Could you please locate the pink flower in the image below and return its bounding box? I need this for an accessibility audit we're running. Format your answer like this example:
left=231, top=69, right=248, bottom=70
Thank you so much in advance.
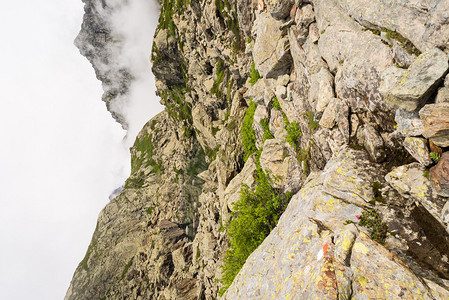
left=356, top=215, right=360, bottom=220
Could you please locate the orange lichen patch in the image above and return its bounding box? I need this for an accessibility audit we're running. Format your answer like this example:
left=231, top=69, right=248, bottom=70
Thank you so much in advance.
left=316, top=245, right=338, bottom=298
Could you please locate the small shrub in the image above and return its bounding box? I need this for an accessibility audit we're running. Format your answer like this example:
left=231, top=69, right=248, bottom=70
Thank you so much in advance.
left=260, top=119, right=274, bottom=142
left=358, top=209, right=388, bottom=245
left=220, top=168, right=292, bottom=295
left=285, top=121, right=302, bottom=150
left=249, top=61, right=261, bottom=86
left=241, top=100, right=258, bottom=161
left=183, top=127, right=193, bottom=138
left=362, top=27, right=380, bottom=35
left=423, top=170, right=430, bottom=178
left=348, top=144, right=364, bottom=151
left=204, top=146, right=219, bottom=161
left=271, top=97, right=281, bottom=111
left=196, top=245, right=201, bottom=261
left=430, top=152, right=441, bottom=162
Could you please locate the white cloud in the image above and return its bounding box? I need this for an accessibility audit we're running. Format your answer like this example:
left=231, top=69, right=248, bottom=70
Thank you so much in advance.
left=0, top=0, right=161, bottom=299
left=107, top=0, right=163, bottom=146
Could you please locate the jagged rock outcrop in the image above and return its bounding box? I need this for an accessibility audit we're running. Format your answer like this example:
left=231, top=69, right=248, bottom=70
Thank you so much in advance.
left=385, top=49, right=449, bottom=111
left=75, top=0, right=133, bottom=127
left=67, top=0, right=449, bottom=299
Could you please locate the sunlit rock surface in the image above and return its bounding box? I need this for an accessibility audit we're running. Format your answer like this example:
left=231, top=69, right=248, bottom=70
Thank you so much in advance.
left=67, top=0, right=449, bottom=299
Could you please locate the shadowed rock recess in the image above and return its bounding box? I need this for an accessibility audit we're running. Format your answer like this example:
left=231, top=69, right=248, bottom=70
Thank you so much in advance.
left=66, top=0, right=449, bottom=299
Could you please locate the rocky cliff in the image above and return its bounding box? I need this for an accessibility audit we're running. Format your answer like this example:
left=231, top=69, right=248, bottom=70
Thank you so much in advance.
left=67, top=0, right=449, bottom=299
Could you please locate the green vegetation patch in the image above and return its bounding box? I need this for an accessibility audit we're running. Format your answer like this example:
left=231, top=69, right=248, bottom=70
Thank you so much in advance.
left=272, top=97, right=302, bottom=150
left=125, top=132, right=164, bottom=189
left=359, top=209, right=388, bottom=245
left=204, top=145, right=219, bottom=161
left=285, top=121, right=302, bottom=150
left=249, top=61, right=261, bottom=86
left=260, top=118, right=274, bottom=142
left=220, top=165, right=292, bottom=295
left=430, top=152, right=441, bottom=162
left=362, top=26, right=421, bottom=56
left=241, top=100, right=258, bottom=162
left=384, top=29, right=421, bottom=56
left=214, top=0, right=242, bottom=53
left=161, top=87, right=192, bottom=125
left=370, top=181, right=385, bottom=205
left=220, top=105, right=292, bottom=294
left=131, top=133, right=163, bottom=175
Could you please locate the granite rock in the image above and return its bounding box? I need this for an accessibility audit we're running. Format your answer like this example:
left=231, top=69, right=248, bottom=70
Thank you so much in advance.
left=420, top=103, right=449, bottom=147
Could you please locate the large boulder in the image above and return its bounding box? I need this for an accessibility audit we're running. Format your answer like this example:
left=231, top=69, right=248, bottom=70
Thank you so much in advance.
left=152, top=29, right=184, bottom=86
left=269, top=0, right=295, bottom=20
left=403, top=137, right=433, bottom=167
left=309, top=67, right=335, bottom=112
left=315, top=0, right=393, bottom=113
left=336, top=0, right=449, bottom=52
left=430, top=152, right=449, bottom=198
left=319, top=97, right=339, bottom=129
left=223, top=154, right=257, bottom=212
left=259, top=139, right=290, bottom=186
left=436, top=87, right=449, bottom=103
left=386, top=162, right=448, bottom=239
left=385, top=49, right=449, bottom=111
left=395, top=110, right=423, bottom=137
left=253, top=12, right=292, bottom=78
left=357, top=124, right=385, bottom=163
left=419, top=103, right=449, bottom=147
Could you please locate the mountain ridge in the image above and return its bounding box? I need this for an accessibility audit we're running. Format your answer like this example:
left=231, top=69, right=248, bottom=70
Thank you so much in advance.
left=66, top=0, right=449, bottom=299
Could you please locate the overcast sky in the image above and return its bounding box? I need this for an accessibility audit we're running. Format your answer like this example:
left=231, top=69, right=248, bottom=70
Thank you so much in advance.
left=0, top=1, right=161, bottom=299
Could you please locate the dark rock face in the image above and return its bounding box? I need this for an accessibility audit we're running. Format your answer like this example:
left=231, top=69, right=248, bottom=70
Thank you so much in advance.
left=269, top=0, right=294, bottom=20
left=75, top=0, right=132, bottom=127
left=151, top=29, right=185, bottom=87
left=431, top=152, right=449, bottom=197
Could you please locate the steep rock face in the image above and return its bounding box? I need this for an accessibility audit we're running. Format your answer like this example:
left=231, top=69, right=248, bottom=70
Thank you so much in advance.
left=65, top=111, right=210, bottom=300
left=67, top=0, right=449, bottom=299
left=75, top=0, right=133, bottom=127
